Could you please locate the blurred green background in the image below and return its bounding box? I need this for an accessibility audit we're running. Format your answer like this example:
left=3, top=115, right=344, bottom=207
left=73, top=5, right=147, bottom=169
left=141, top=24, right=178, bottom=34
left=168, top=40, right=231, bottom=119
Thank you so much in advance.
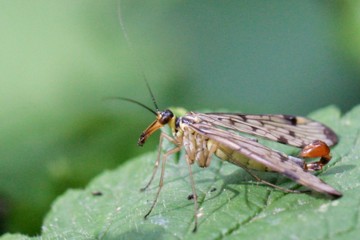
left=0, top=0, right=359, bottom=236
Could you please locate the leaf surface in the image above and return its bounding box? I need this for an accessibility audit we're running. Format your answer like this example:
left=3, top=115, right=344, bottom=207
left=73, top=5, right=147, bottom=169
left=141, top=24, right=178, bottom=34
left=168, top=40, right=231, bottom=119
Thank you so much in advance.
left=2, top=105, right=360, bottom=240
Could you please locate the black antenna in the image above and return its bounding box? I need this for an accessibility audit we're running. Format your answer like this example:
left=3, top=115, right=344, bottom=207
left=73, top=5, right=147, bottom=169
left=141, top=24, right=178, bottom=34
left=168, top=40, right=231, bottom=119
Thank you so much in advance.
left=117, top=2, right=160, bottom=112
left=104, top=97, right=157, bottom=116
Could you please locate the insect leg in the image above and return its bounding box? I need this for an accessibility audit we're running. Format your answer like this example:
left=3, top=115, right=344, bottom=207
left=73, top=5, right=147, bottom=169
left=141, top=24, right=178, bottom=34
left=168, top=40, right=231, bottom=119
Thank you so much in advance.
left=185, top=155, right=199, bottom=232
left=242, top=168, right=307, bottom=193
left=224, top=151, right=305, bottom=193
left=144, top=133, right=181, bottom=219
left=141, top=132, right=179, bottom=191
left=204, top=141, right=218, bottom=167
left=299, top=140, right=332, bottom=171
left=186, top=141, right=217, bottom=231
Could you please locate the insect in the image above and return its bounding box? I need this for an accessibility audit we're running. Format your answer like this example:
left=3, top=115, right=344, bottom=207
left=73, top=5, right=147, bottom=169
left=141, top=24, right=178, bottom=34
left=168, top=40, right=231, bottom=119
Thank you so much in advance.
left=116, top=3, right=342, bottom=232
left=119, top=96, right=341, bottom=232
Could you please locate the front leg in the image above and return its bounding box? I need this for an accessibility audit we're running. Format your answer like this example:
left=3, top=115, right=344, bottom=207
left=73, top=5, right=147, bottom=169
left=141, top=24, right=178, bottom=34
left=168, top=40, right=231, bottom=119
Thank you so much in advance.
left=141, top=132, right=180, bottom=191
left=144, top=137, right=181, bottom=219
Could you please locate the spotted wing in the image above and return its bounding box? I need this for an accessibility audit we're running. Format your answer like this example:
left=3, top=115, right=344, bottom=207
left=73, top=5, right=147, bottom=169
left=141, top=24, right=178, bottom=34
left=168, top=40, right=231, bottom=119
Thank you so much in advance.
left=196, top=113, right=338, bottom=148
left=184, top=114, right=341, bottom=197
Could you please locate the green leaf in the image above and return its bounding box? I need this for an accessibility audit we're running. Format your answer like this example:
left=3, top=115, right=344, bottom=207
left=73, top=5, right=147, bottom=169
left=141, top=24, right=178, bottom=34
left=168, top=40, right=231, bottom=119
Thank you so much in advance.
left=0, top=234, right=32, bottom=240
left=2, top=105, right=360, bottom=240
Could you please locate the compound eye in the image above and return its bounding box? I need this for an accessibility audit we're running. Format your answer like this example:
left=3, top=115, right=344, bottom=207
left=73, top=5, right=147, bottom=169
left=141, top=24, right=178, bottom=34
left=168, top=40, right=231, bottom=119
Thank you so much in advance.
left=159, top=109, right=174, bottom=124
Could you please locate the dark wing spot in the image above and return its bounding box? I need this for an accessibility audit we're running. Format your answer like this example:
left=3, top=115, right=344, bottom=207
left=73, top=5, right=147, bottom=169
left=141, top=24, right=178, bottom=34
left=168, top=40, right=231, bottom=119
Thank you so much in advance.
left=284, top=115, right=298, bottom=125
left=289, top=130, right=296, bottom=137
left=323, top=127, right=338, bottom=145
left=278, top=136, right=289, bottom=144
left=229, top=118, right=236, bottom=125
left=280, top=155, right=288, bottom=162
left=236, top=114, right=247, bottom=122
